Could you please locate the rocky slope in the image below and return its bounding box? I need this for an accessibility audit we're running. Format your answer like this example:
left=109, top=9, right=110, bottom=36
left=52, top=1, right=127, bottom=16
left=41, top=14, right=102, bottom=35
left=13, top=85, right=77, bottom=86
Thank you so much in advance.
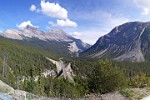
left=0, top=26, right=90, bottom=57
left=82, top=22, right=150, bottom=62
left=0, top=78, right=150, bottom=100
left=45, top=57, right=75, bottom=83
left=0, top=80, right=38, bottom=100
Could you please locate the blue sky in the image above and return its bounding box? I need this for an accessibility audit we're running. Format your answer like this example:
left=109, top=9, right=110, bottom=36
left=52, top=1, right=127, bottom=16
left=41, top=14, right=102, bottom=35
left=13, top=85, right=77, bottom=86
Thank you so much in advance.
left=1, top=0, right=150, bottom=44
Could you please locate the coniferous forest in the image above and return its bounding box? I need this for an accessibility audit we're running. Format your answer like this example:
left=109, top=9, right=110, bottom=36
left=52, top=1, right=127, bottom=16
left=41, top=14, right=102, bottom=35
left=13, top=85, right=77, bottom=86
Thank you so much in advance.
left=0, top=37, right=150, bottom=99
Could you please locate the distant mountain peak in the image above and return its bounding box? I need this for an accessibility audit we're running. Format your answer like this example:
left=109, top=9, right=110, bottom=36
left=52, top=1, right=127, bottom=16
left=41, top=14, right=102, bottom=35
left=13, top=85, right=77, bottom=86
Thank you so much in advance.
left=50, top=28, right=64, bottom=33
left=22, top=25, right=39, bottom=31
left=0, top=27, right=90, bottom=56
left=48, top=28, right=70, bottom=37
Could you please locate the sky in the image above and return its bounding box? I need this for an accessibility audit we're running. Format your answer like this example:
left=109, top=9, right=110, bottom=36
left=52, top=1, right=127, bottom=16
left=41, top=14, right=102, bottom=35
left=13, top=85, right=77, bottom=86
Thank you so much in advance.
left=1, top=0, right=150, bottom=44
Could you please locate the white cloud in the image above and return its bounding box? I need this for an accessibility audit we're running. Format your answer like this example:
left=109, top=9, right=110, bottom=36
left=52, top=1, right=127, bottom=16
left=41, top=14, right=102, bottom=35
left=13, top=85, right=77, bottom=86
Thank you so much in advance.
left=48, top=21, right=55, bottom=26
left=40, top=0, right=68, bottom=19
left=107, top=16, right=129, bottom=28
left=73, top=32, right=81, bottom=37
left=36, top=9, right=40, bottom=13
left=141, top=8, right=149, bottom=15
left=30, top=5, right=37, bottom=12
left=79, top=30, right=106, bottom=44
left=17, top=21, right=38, bottom=29
left=134, top=0, right=150, bottom=15
left=69, top=10, right=129, bottom=44
left=0, top=28, right=4, bottom=32
left=78, top=16, right=129, bottom=44
left=57, top=19, right=77, bottom=27
left=79, top=15, right=129, bottom=44
left=30, top=0, right=77, bottom=28
left=71, top=32, right=82, bottom=39
left=47, top=19, right=77, bottom=28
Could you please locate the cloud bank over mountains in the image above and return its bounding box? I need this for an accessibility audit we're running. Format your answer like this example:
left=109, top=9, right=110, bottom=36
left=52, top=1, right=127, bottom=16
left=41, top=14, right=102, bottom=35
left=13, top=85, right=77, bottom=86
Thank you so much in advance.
left=17, top=21, right=38, bottom=29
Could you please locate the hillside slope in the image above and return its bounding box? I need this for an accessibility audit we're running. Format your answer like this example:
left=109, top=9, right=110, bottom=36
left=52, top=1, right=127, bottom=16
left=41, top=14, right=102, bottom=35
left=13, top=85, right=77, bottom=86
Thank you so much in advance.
left=0, top=37, right=57, bottom=89
left=82, top=22, right=150, bottom=62
left=0, top=37, right=87, bottom=98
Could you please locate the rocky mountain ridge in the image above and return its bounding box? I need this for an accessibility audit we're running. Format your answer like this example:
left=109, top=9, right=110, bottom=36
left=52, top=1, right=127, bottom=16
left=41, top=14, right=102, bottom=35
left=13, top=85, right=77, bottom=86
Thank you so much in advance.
left=0, top=25, right=90, bottom=56
left=82, top=22, right=150, bottom=62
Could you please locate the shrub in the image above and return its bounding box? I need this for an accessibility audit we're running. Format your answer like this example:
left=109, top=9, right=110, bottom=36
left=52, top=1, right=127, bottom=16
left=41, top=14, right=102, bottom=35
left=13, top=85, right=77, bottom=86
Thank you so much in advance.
left=130, top=72, right=150, bottom=88
left=120, top=89, right=135, bottom=97
left=88, top=59, right=127, bottom=93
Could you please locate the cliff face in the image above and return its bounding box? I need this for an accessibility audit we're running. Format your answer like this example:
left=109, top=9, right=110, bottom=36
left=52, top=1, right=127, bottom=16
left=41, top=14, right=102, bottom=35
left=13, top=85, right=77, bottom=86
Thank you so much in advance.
left=82, top=22, right=150, bottom=62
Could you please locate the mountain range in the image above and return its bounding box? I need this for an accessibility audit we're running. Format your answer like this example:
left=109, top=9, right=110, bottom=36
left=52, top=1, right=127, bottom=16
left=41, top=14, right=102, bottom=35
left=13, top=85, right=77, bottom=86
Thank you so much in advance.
left=1, top=21, right=150, bottom=99
left=2, top=22, right=150, bottom=62
left=0, top=25, right=90, bottom=57
left=82, top=22, right=150, bottom=62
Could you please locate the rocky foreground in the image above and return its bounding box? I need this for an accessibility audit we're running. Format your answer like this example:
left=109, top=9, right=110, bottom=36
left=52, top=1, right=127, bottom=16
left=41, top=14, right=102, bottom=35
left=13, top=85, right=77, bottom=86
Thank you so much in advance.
left=82, top=88, right=150, bottom=100
left=0, top=80, right=37, bottom=100
left=0, top=79, right=150, bottom=100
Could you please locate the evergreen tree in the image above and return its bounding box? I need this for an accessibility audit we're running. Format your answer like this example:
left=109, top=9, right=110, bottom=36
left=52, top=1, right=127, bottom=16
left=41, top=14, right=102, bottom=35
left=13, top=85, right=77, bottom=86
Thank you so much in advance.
left=88, top=59, right=127, bottom=93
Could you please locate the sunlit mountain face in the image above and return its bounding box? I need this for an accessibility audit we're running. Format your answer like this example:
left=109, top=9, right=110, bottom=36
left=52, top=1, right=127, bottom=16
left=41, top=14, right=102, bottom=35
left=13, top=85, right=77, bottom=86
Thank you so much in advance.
left=0, top=25, right=90, bottom=57
left=82, top=22, right=150, bottom=62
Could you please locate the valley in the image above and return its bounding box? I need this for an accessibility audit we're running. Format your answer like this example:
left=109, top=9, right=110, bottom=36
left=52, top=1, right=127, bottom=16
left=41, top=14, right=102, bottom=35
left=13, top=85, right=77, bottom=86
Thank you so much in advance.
left=2, top=0, right=150, bottom=99
left=0, top=22, right=150, bottom=100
